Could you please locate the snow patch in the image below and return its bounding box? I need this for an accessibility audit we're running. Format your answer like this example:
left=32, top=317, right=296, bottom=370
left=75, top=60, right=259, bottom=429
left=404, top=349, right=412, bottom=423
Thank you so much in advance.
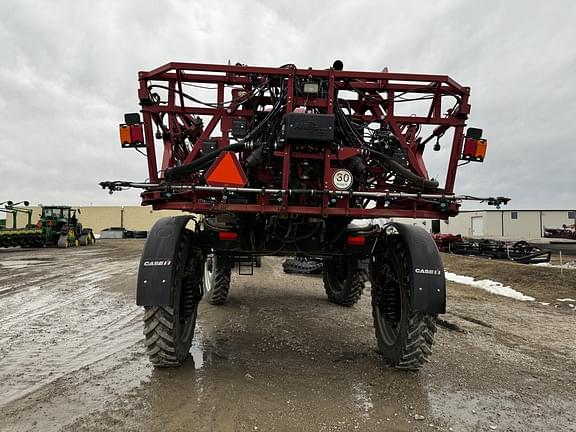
left=534, top=261, right=576, bottom=270
left=556, top=298, right=576, bottom=302
left=445, top=272, right=535, bottom=301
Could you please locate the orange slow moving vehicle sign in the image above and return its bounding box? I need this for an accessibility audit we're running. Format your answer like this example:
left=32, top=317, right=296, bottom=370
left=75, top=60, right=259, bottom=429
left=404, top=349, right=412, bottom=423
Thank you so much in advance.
left=204, top=151, right=248, bottom=187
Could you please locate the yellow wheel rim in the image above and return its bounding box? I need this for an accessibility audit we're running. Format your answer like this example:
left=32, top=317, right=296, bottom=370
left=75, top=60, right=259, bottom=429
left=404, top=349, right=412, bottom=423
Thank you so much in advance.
left=67, top=229, right=77, bottom=247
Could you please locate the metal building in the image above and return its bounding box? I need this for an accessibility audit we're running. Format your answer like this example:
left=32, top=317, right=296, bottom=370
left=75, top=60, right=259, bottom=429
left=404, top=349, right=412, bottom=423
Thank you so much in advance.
left=395, top=210, right=575, bottom=240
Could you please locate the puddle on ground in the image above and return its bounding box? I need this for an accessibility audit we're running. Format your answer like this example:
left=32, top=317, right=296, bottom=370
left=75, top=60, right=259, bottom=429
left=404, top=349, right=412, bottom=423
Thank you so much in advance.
left=189, top=338, right=205, bottom=369
left=352, top=382, right=374, bottom=418
left=0, top=260, right=143, bottom=407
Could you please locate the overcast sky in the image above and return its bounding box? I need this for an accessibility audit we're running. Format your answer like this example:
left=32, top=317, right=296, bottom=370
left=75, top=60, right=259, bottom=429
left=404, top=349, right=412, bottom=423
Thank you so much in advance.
left=1, top=0, right=575, bottom=210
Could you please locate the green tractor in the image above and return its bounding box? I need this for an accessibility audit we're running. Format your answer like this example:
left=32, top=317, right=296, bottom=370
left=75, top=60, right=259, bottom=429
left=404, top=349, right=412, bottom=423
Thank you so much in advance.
left=38, top=205, right=96, bottom=248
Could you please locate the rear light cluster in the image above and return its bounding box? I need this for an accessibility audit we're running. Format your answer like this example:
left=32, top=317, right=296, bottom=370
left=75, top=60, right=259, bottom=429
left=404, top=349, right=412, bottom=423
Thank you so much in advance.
left=119, top=113, right=145, bottom=148
left=461, top=127, right=487, bottom=162
left=119, top=124, right=144, bottom=148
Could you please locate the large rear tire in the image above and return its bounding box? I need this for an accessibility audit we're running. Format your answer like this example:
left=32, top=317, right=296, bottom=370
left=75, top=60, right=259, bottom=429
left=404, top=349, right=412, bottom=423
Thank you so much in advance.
left=203, top=254, right=232, bottom=305
left=143, top=230, right=203, bottom=367
left=57, top=233, right=68, bottom=248
left=58, top=227, right=79, bottom=248
left=370, top=235, right=437, bottom=371
left=79, top=231, right=96, bottom=246
left=323, top=259, right=364, bottom=307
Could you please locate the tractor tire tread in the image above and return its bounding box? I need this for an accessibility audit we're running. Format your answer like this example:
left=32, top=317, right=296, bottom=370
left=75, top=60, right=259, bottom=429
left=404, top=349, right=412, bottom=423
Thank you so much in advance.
left=283, top=258, right=323, bottom=275
left=207, top=267, right=231, bottom=305
left=373, top=309, right=437, bottom=371
left=143, top=305, right=182, bottom=367
left=323, top=268, right=364, bottom=307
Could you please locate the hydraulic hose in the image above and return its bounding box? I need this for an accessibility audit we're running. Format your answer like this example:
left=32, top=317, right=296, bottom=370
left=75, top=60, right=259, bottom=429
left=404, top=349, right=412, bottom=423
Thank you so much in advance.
left=366, top=148, right=439, bottom=190
left=165, top=143, right=246, bottom=180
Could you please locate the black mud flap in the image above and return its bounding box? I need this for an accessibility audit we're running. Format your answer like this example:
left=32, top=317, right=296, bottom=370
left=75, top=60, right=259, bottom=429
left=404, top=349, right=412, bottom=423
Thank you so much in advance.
left=386, top=223, right=446, bottom=314
left=136, top=216, right=193, bottom=306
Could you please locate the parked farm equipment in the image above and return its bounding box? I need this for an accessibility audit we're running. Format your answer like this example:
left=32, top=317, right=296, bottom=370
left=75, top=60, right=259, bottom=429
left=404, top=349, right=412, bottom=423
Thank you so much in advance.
left=0, top=203, right=95, bottom=248
left=432, top=234, right=551, bottom=263
left=0, top=201, right=44, bottom=248
left=102, top=60, right=507, bottom=370
left=38, top=206, right=96, bottom=247
left=544, top=224, right=576, bottom=240
left=0, top=227, right=45, bottom=248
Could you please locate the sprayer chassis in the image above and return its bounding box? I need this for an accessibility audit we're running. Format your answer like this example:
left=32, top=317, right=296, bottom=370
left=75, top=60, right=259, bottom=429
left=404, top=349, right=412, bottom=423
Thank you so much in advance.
left=105, top=62, right=504, bottom=371
left=131, top=62, right=474, bottom=219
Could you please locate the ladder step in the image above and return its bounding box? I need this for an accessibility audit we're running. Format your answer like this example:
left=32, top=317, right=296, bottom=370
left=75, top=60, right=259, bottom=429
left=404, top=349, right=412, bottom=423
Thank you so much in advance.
left=238, top=257, right=254, bottom=276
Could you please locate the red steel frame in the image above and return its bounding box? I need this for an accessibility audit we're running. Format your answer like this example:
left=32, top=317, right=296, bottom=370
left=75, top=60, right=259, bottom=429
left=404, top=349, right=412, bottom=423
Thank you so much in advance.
left=135, top=62, right=472, bottom=219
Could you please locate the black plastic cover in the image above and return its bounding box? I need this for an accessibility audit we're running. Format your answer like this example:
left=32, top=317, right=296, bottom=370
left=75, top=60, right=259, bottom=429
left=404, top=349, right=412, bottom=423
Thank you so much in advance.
left=124, top=113, right=141, bottom=125
left=285, top=113, right=335, bottom=143
left=136, top=216, right=192, bottom=306
left=202, top=140, right=218, bottom=155
left=465, top=127, right=483, bottom=140
left=232, top=118, right=248, bottom=137
left=389, top=223, right=446, bottom=314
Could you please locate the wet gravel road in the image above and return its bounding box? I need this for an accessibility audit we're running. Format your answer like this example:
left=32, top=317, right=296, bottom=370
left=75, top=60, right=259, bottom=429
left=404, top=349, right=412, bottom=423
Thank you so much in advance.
left=0, top=240, right=575, bottom=431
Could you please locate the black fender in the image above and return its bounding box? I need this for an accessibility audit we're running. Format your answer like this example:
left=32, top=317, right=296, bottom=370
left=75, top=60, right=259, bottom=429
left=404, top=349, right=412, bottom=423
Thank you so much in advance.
left=136, top=215, right=194, bottom=306
left=384, top=223, right=446, bottom=314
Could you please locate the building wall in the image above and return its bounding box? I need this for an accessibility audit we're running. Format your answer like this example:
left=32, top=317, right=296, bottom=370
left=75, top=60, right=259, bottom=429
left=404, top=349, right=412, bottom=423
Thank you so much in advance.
left=541, top=210, right=575, bottom=230
left=499, top=211, right=541, bottom=239
left=121, top=207, right=186, bottom=232
left=16, top=206, right=187, bottom=233
left=441, top=210, right=575, bottom=240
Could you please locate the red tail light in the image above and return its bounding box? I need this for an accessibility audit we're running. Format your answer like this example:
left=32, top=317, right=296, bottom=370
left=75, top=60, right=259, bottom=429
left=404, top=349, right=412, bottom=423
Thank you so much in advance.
left=219, top=231, right=238, bottom=241
left=119, top=122, right=145, bottom=148
left=462, top=137, right=488, bottom=162
left=347, top=236, right=366, bottom=246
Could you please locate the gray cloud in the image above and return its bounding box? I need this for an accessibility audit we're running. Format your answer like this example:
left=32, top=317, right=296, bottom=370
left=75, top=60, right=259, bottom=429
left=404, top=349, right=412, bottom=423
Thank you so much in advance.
left=1, top=0, right=574, bottom=209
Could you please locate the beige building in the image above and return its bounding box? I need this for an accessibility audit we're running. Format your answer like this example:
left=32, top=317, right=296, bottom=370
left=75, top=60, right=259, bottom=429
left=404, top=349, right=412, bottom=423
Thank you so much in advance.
left=13, top=206, right=187, bottom=233
left=395, top=209, right=575, bottom=241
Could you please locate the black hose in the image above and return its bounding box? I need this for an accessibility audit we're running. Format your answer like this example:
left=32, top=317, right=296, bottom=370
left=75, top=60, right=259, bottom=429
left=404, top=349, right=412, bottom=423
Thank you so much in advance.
left=366, top=148, right=439, bottom=190
left=165, top=143, right=246, bottom=180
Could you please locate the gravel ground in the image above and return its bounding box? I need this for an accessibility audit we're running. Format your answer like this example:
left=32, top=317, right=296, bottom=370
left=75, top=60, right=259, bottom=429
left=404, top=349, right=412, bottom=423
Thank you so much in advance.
left=0, top=240, right=574, bottom=431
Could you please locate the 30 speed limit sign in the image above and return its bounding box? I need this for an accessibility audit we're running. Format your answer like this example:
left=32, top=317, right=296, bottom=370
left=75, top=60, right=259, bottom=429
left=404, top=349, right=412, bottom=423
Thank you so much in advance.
left=332, top=169, right=353, bottom=190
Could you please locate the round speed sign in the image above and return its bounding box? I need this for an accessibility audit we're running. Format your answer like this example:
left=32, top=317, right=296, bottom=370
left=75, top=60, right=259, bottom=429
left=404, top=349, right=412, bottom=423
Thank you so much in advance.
left=332, top=169, right=353, bottom=190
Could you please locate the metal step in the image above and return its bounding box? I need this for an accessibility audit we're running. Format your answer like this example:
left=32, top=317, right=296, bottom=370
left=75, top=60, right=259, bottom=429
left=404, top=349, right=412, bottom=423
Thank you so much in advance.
left=237, top=257, right=254, bottom=276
